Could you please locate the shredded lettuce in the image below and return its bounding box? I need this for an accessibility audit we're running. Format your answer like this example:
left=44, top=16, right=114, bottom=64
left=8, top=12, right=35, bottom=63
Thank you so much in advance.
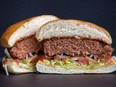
left=40, top=58, right=115, bottom=70
left=22, top=58, right=33, bottom=64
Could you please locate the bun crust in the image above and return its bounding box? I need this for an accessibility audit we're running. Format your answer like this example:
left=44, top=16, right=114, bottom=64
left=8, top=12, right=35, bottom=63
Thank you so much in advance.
left=1, top=17, right=35, bottom=48
left=36, top=56, right=116, bottom=74
left=36, top=19, right=112, bottom=44
left=1, top=15, right=59, bottom=48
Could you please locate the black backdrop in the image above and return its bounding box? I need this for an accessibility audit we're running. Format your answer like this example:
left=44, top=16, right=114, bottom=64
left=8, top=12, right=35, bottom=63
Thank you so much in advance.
left=0, top=0, right=116, bottom=58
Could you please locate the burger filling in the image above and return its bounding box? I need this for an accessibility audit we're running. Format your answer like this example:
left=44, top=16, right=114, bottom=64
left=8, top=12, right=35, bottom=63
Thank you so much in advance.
left=9, top=35, right=42, bottom=59
left=38, top=37, right=115, bottom=69
left=5, top=35, right=42, bottom=66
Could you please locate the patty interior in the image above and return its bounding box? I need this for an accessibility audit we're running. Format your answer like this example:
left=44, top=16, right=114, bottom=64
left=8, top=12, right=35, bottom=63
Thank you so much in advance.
left=9, top=36, right=42, bottom=59
left=43, top=37, right=113, bottom=59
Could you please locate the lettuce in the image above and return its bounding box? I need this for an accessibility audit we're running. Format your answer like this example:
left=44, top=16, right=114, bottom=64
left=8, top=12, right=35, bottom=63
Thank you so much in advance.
left=42, top=58, right=111, bottom=69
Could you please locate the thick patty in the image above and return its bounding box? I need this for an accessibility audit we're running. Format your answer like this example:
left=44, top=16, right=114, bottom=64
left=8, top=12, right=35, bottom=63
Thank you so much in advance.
left=9, top=36, right=42, bottom=59
left=44, top=37, right=113, bottom=59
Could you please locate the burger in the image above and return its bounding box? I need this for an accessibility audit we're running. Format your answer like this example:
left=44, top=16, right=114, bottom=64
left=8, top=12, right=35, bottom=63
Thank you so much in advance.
left=0, top=15, right=59, bottom=75
left=36, top=19, right=116, bottom=74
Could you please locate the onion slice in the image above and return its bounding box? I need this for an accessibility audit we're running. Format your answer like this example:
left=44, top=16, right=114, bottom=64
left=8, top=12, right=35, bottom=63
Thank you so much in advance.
left=71, top=57, right=78, bottom=60
left=4, top=48, right=11, bottom=58
left=2, top=57, right=9, bottom=76
left=26, top=53, right=33, bottom=59
left=26, top=54, right=29, bottom=59
left=4, top=64, right=9, bottom=76
left=28, top=53, right=33, bottom=57
left=55, top=55, right=70, bottom=59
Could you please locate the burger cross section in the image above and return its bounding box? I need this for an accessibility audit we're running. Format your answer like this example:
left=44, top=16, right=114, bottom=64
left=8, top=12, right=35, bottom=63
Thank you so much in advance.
left=1, top=15, right=116, bottom=75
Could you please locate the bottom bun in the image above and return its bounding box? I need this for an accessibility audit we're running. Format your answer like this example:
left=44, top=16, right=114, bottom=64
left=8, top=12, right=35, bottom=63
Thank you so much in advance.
left=2, top=57, right=36, bottom=75
left=36, top=56, right=116, bottom=74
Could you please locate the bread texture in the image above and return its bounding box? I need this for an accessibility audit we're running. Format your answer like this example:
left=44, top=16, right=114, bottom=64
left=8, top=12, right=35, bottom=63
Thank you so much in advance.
left=36, top=19, right=112, bottom=44
left=1, top=15, right=59, bottom=48
left=36, top=56, right=116, bottom=74
left=2, top=57, right=36, bottom=74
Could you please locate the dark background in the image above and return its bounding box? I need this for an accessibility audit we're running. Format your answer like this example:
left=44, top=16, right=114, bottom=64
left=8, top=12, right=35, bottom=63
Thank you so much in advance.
left=0, top=1, right=116, bottom=87
left=0, top=0, right=116, bottom=57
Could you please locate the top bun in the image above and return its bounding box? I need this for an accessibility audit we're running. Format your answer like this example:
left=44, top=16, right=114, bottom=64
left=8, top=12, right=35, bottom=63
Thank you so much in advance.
left=1, top=15, right=59, bottom=48
left=36, top=19, right=112, bottom=44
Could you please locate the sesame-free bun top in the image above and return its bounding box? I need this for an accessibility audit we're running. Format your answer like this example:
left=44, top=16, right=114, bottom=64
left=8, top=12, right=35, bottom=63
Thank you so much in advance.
left=1, top=15, right=59, bottom=48
left=36, top=19, right=112, bottom=44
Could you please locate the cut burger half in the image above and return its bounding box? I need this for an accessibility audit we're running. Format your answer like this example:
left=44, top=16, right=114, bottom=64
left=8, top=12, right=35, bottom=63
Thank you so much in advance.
left=0, top=15, right=59, bottom=75
left=36, top=19, right=116, bottom=74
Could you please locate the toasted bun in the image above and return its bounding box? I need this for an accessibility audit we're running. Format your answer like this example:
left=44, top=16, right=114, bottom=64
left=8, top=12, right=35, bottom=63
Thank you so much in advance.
left=2, top=57, right=36, bottom=74
left=1, top=15, right=59, bottom=48
left=36, top=19, right=112, bottom=44
left=36, top=56, right=116, bottom=74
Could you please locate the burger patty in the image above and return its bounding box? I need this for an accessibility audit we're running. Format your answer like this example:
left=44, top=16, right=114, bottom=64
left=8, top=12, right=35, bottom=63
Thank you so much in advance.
left=9, top=36, right=42, bottom=59
left=44, top=37, right=113, bottom=59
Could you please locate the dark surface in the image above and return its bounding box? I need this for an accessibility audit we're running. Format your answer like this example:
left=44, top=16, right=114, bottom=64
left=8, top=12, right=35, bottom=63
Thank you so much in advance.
left=0, top=0, right=116, bottom=87
left=0, top=74, right=116, bottom=87
left=0, top=59, right=116, bottom=87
